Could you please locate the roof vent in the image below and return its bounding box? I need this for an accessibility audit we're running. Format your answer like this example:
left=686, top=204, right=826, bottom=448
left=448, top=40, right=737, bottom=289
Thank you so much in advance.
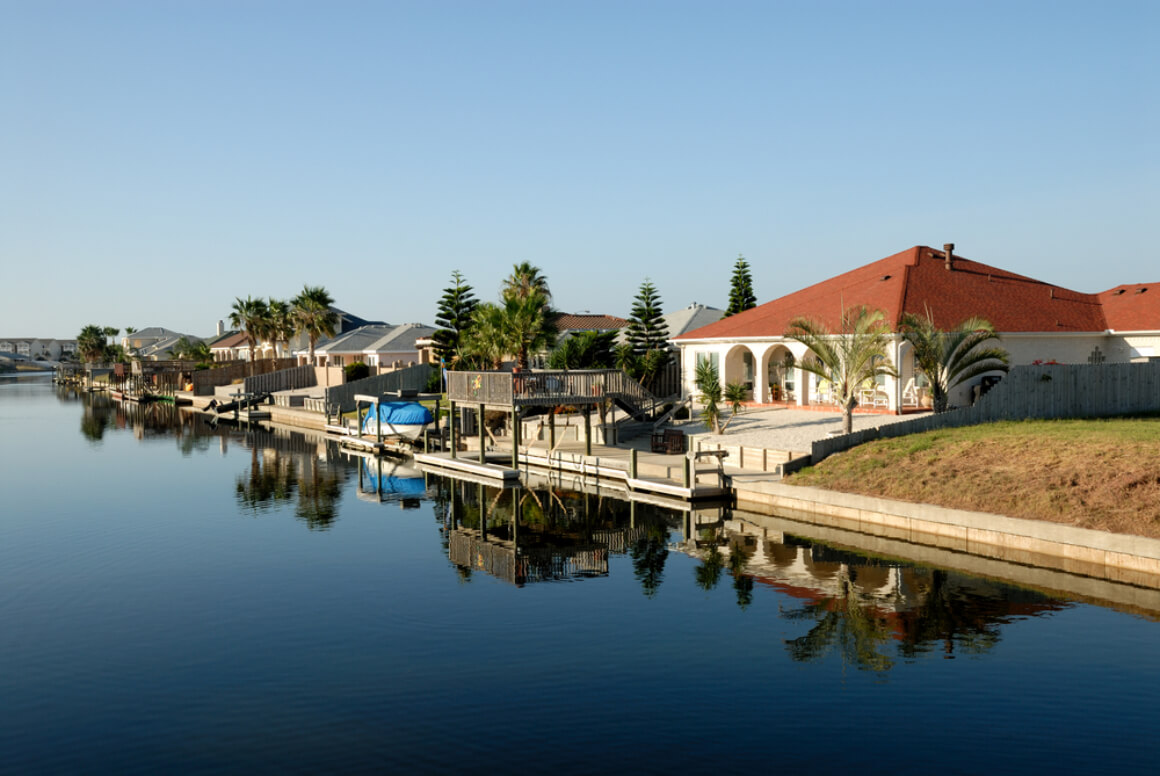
left=880, top=274, right=891, bottom=281
left=1137, top=287, right=1148, bottom=294
left=1114, top=288, right=1127, bottom=295
left=943, top=243, right=955, bottom=270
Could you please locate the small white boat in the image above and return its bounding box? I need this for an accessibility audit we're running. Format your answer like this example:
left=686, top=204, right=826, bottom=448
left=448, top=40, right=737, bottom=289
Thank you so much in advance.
left=360, top=401, right=434, bottom=440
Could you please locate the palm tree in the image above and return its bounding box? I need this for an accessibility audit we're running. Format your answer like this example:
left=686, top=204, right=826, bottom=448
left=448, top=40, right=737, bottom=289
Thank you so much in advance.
left=786, top=305, right=898, bottom=435
left=899, top=310, right=1010, bottom=413
left=694, top=357, right=747, bottom=434
left=266, top=298, right=294, bottom=359
left=229, top=296, right=269, bottom=374
left=503, top=290, right=557, bottom=371
left=502, top=262, right=550, bottom=303
left=77, top=324, right=108, bottom=363
left=292, top=285, right=339, bottom=365
left=462, top=303, right=512, bottom=370
left=499, top=265, right=556, bottom=370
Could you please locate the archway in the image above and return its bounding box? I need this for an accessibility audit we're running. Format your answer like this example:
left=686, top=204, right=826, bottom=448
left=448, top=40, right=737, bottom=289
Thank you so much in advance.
left=723, top=344, right=758, bottom=400
left=761, top=344, right=796, bottom=403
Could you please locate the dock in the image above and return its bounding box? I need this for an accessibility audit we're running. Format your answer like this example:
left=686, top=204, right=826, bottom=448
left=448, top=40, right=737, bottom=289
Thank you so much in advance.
left=415, top=437, right=731, bottom=502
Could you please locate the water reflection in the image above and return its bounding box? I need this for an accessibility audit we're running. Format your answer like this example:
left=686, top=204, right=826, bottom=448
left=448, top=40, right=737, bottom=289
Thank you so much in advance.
left=429, top=473, right=1076, bottom=670
left=684, top=528, right=1069, bottom=671
left=233, top=431, right=349, bottom=530
left=59, top=386, right=354, bottom=530
left=431, top=476, right=679, bottom=589
left=55, top=388, right=1101, bottom=671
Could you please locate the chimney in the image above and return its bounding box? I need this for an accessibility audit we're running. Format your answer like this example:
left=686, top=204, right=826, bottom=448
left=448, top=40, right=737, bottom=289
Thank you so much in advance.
left=216, top=320, right=224, bottom=336
left=943, top=243, right=955, bottom=271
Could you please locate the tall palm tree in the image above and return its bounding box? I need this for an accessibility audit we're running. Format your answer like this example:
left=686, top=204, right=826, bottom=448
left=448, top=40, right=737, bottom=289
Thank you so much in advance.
left=292, top=285, right=339, bottom=365
left=266, top=298, right=294, bottom=359
left=462, top=303, right=512, bottom=370
left=77, top=324, right=108, bottom=364
left=502, top=290, right=557, bottom=371
left=502, top=262, right=550, bottom=303
left=786, top=306, right=898, bottom=435
left=899, top=310, right=1010, bottom=413
left=229, top=296, right=269, bottom=374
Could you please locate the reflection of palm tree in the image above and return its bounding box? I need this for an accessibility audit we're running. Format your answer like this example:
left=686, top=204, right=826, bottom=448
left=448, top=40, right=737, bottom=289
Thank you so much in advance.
left=296, top=455, right=342, bottom=530
left=895, top=570, right=1017, bottom=657
left=236, top=447, right=296, bottom=513
left=630, top=524, right=669, bottom=598
left=729, top=546, right=755, bottom=609
left=783, top=570, right=896, bottom=673
left=694, top=545, right=724, bottom=591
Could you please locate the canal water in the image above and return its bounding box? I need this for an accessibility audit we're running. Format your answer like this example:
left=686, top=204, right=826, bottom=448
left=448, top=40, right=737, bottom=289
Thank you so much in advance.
left=1, top=375, right=1158, bottom=773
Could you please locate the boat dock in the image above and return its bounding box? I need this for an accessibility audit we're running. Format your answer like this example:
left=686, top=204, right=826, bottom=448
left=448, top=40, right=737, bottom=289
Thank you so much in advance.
left=415, top=437, right=731, bottom=502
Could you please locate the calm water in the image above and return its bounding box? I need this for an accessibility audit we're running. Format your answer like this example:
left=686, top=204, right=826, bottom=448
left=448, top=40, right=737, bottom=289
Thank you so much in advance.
left=1, top=375, right=1158, bottom=773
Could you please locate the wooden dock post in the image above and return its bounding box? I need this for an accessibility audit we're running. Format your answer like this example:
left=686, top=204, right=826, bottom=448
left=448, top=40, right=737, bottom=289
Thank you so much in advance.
left=478, top=403, right=486, bottom=464
left=478, top=482, right=486, bottom=539
left=629, top=448, right=638, bottom=479
left=683, top=455, right=691, bottom=488
left=511, top=408, right=519, bottom=470
left=549, top=412, right=555, bottom=450
left=449, top=401, right=457, bottom=459
left=584, top=408, right=592, bottom=456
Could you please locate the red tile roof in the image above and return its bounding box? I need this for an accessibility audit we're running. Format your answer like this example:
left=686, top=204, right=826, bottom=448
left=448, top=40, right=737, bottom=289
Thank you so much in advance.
left=556, top=313, right=627, bottom=332
left=674, top=246, right=1159, bottom=339
left=1098, top=284, right=1159, bottom=331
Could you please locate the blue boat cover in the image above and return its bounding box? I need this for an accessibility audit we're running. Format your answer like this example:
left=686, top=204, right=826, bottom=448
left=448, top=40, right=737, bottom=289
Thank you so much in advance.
left=361, top=460, right=427, bottom=496
left=361, top=401, right=434, bottom=433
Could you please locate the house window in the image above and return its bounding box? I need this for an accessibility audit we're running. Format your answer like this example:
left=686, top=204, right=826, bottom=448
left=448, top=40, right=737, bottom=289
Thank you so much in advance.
left=696, top=352, right=719, bottom=372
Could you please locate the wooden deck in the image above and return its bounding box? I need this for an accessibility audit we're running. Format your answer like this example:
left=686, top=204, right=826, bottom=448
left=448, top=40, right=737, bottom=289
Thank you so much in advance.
left=415, top=436, right=730, bottom=502
left=446, top=369, right=662, bottom=412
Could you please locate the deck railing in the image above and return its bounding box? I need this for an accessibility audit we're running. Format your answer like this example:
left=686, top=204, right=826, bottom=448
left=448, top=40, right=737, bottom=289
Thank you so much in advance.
left=447, top=369, right=662, bottom=416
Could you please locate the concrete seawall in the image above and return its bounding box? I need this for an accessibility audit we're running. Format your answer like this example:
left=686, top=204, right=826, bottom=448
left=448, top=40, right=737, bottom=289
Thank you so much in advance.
left=733, top=481, right=1160, bottom=588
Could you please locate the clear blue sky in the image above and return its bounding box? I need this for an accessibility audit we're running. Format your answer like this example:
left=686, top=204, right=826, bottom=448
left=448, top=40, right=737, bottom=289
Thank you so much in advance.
left=2, top=0, right=1156, bottom=339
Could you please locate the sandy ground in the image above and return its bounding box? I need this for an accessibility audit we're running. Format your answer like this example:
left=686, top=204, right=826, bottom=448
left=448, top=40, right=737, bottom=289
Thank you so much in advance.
left=674, top=405, right=923, bottom=454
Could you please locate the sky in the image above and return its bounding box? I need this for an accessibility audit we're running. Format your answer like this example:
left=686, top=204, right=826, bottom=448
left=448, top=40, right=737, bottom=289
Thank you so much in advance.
left=2, top=0, right=1156, bottom=339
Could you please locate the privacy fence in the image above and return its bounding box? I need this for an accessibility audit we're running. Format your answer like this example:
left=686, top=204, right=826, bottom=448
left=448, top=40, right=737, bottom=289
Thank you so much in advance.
left=323, top=363, right=435, bottom=413
left=243, top=364, right=317, bottom=395
left=190, top=358, right=297, bottom=396
left=811, top=362, right=1160, bottom=464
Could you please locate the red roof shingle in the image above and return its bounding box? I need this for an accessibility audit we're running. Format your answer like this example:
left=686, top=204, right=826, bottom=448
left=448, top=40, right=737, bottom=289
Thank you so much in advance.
left=674, top=246, right=1159, bottom=339
left=557, top=314, right=627, bottom=332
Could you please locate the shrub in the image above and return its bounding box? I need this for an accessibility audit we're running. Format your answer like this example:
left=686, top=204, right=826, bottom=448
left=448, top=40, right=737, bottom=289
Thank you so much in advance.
left=344, top=361, right=370, bottom=381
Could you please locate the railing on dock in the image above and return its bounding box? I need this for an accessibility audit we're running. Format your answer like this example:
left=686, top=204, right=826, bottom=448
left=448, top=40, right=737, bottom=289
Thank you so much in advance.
left=447, top=369, right=663, bottom=416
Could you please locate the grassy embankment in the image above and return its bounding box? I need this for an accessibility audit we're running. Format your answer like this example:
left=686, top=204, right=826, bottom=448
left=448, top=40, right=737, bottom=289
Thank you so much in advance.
left=787, top=417, right=1160, bottom=538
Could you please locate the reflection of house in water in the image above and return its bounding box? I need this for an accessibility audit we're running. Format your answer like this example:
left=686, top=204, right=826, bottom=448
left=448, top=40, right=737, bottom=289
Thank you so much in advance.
left=684, top=512, right=1069, bottom=664
left=436, top=477, right=672, bottom=587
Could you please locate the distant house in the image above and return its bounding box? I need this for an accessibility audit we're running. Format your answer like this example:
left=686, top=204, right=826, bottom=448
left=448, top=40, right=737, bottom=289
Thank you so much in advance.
left=305, top=323, right=437, bottom=369
left=673, top=245, right=1160, bottom=411
left=662, top=303, right=725, bottom=340
left=122, top=327, right=186, bottom=355
left=556, top=313, right=627, bottom=339
left=0, top=338, right=78, bottom=361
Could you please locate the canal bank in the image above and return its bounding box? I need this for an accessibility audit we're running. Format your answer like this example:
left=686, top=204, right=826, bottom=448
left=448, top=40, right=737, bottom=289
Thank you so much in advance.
left=731, top=478, right=1160, bottom=588
left=175, top=391, right=1160, bottom=588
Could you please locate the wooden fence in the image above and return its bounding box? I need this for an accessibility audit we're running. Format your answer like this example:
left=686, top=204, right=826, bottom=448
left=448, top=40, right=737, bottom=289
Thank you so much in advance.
left=243, top=364, right=317, bottom=395
left=190, top=358, right=297, bottom=396
left=323, top=363, right=435, bottom=413
left=811, top=362, right=1160, bottom=464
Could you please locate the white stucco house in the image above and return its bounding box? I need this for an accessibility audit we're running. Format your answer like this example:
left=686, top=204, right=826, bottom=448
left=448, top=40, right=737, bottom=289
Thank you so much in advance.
left=673, top=245, right=1159, bottom=413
